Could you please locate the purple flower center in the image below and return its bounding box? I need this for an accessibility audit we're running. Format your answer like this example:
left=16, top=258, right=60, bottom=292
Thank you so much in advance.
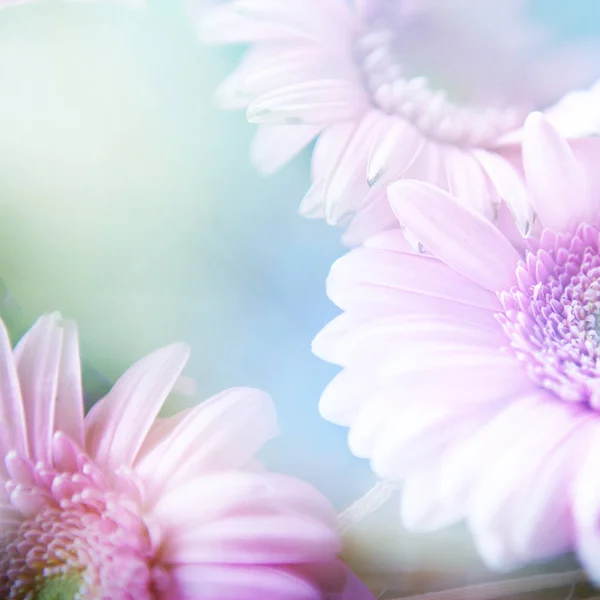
left=498, top=224, right=600, bottom=407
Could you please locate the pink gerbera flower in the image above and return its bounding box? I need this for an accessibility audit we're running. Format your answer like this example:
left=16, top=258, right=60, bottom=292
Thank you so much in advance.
left=313, top=114, right=600, bottom=576
left=0, top=313, right=371, bottom=599
left=196, top=0, right=600, bottom=245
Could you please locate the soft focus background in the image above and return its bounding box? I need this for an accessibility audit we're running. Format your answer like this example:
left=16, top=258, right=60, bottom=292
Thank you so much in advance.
left=1, top=0, right=600, bottom=593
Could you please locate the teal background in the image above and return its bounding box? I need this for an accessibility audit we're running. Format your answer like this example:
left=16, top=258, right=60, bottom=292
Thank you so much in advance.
left=0, top=1, right=599, bottom=534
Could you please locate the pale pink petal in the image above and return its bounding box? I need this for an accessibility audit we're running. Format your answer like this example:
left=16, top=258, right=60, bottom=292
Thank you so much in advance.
left=402, top=141, right=445, bottom=190
left=166, top=563, right=325, bottom=600
left=135, top=388, right=278, bottom=499
left=251, top=124, right=320, bottom=174
left=152, top=472, right=337, bottom=529
left=544, top=79, right=600, bottom=138
left=509, top=420, right=596, bottom=563
left=5, top=452, right=36, bottom=485
left=14, top=313, right=64, bottom=465
left=573, top=433, right=600, bottom=583
left=437, top=395, right=549, bottom=512
left=136, top=409, right=191, bottom=459
left=363, top=229, right=413, bottom=252
left=51, top=431, right=81, bottom=473
left=217, top=46, right=342, bottom=111
left=53, top=320, right=84, bottom=449
left=331, top=567, right=374, bottom=600
left=401, top=470, right=465, bottom=532
left=298, top=180, right=327, bottom=219
left=494, top=197, right=530, bottom=254
left=314, top=313, right=506, bottom=368
left=328, top=246, right=501, bottom=312
left=319, top=369, right=369, bottom=427
left=366, top=116, right=424, bottom=187
left=9, top=486, right=52, bottom=518
left=334, top=285, right=504, bottom=323
left=389, top=180, right=520, bottom=291
left=341, top=190, right=398, bottom=247
left=371, top=396, right=502, bottom=481
left=475, top=148, right=534, bottom=237
left=468, top=399, right=593, bottom=570
left=247, top=80, right=367, bottom=125
left=523, top=112, right=592, bottom=232
left=348, top=359, right=535, bottom=459
left=322, top=112, right=384, bottom=224
left=84, top=344, right=189, bottom=472
left=569, top=137, right=600, bottom=211
left=310, top=122, right=356, bottom=182
left=299, top=122, right=356, bottom=219
left=163, top=512, right=340, bottom=565
left=311, top=313, right=369, bottom=365
left=0, top=319, right=27, bottom=463
left=444, top=146, right=497, bottom=221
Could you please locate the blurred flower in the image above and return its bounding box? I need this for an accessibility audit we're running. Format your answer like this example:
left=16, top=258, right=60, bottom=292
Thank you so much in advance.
left=197, top=0, right=600, bottom=244
left=0, top=313, right=371, bottom=599
left=545, top=79, right=600, bottom=138
left=312, top=114, right=600, bottom=576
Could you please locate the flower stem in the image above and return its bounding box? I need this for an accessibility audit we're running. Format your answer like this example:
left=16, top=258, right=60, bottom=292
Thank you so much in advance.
left=337, top=481, right=397, bottom=533
left=388, top=570, right=587, bottom=600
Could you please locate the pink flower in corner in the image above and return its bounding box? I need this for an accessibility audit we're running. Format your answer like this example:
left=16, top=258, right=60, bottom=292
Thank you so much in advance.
left=0, top=314, right=371, bottom=599
left=196, top=0, right=600, bottom=245
left=313, top=115, right=600, bottom=577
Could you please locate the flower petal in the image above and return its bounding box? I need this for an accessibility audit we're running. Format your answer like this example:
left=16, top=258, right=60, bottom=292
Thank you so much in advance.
left=322, top=112, right=384, bottom=225
left=314, top=313, right=506, bottom=368
left=401, top=470, right=465, bottom=532
left=164, top=512, right=340, bottom=565
left=348, top=358, right=535, bottom=459
left=153, top=472, right=336, bottom=530
left=573, top=432, right=600, bottom=583
left=444, top=147, right=496, bottom=221
left=0, top=319, right=27, bottom=463
left=468, top=397, right=591, bottom=569
left=319, top=369, right=369, bottom=427
left=523, top=112, right=592, bottom=232
left=251, top=124, right=320, bottom=174
left=389, top=180, right=520, bottom=291
left=341, top=189, right=398, bottom=247
left=166, top=564, right=325, bottom=600
left=53, top=320, right=84, bottom=448
left=328, top=246, right=501, bottom=313
left=84, top=343, right=189, bottom=471
left=135, top=388, right=278, bottom=499
left=475, top=148, right=534, bottom=237
left=332, top=568, right=374, bottom=600
left=247, top=80, right=367, bottom=126
left=366, top=117, right=424, bottom=187
left=14, top=313, right=64, bottom=464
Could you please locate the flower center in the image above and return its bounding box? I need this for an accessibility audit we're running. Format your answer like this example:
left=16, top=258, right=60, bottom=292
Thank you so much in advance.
left=0, top=447, right=162, bottom=600
left=37, top=575, right=82, bottom=600
left=498, top=224, right=600, bottom=408
left=355, top=2, right=548, bottom=146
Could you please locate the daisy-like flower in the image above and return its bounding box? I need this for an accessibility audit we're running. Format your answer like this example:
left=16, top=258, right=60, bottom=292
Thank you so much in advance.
left=197, top=0, right=600, bottom=245
left=0, top=313, right=372, bottom=599
left=313, top=114, right=600, bottom=576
